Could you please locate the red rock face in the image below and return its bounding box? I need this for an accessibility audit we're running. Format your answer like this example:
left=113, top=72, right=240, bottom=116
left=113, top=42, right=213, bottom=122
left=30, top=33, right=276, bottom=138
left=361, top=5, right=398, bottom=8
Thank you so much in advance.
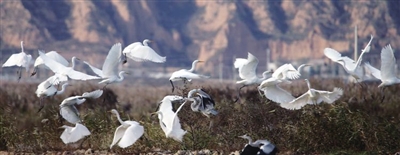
left=1, top=0, right=399, bottom=76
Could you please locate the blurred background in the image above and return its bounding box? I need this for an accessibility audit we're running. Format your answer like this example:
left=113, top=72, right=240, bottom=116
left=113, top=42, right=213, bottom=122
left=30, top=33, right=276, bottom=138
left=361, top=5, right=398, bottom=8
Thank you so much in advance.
left=1, top=0, right=399, bottom=83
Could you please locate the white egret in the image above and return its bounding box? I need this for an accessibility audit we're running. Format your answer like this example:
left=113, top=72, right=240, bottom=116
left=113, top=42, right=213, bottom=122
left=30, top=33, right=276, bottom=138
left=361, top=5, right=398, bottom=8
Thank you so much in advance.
left=324, top=35, right=373, bottom=82
left=238, top=134, right=261, bottom=155
left=60, top=123, right=91, bottom=144
left=169, top=60, right=210, bottom=92
left=271, top=63, right=306, bottom=81
left=59, top=90, right=103, bottom=124
left=258, top=77, right=295, bottom=104
left=280, top=79, right=343, bottom=110
left=109, top=109, right=144, bottom=149
left=234, top=52, right=273, bottom=102
left=234, top=52, right=272, bottom=87
left=38, top=50, right=100, bottom=85
left=122, top=39, right=166, bottom=63
left=31, top=51, right=69, bottom=76
left=83, top=43, right=129, bottom=89
left=187, top=88, right=218, bottom=117
left=36, top=76, right=70, bottom=112
left=2, top=41, right=32, bottom=81
left=152, top=95, right=187, bottom=142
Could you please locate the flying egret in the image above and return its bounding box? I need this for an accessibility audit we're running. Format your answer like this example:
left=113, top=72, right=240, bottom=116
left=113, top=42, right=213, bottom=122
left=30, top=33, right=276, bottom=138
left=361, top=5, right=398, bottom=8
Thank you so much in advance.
left=31, top=51, right=69, bottom=76
left=238, top=134, right=261, bottom=155
left=376, top=45, right=400, bottom=87
left=234, top=52, right=273, bottom=102
left=109, top=109, right=144, bottom=149
left=258, top=77, right=295, bottom=104
left=169, top=60, right=210, bottom=92
left=187, top=88, right=218, bottom=117
left=59, top=90, right=103, bottom=124
left=271, top=63, right=307, bottom=81
left=83, top=43, right=129, bottom=89
left=60, top=123, right=91, bottom=144
left=2, top=41, right=32, bottom=81
left=280, top=79, right=343, bottom=110
left=38, top=50, right=100, bottom=85
left=36, top=76, right=70, bottom=112
left=324, top=35, right=373, bottom=82
left=152, top=95, right=187, bottom=142
left=122, top=39, right=166, bottom=63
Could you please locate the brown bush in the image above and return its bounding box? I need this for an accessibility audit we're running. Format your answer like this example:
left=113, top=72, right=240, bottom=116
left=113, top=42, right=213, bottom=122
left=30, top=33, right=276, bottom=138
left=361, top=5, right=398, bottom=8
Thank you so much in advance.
left=0, top=78, right=399, bottom=154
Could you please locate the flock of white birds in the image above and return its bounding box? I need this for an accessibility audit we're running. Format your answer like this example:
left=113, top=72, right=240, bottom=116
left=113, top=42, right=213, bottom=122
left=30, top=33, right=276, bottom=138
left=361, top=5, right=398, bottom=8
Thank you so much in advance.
left=1, top=35, right=399, bottom=153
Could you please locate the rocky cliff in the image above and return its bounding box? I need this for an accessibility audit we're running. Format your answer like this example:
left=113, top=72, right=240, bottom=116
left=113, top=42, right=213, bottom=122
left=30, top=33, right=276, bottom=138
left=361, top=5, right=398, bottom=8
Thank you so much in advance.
left=1, top=0, right=399, bottom=76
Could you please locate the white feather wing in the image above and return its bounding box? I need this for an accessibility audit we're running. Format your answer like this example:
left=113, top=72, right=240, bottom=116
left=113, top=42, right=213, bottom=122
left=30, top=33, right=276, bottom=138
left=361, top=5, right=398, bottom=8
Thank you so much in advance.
left=84, top=61, right=104, bottom=77
left=34, top=51, right=69, bottom=67
left=60, top=105, right=80, bottom=124
left=65, top=123, right=91, bottom=143
left=261, top=85, right=295, bottom=104
left=316, top=87, right=343, bottom=104
left=102, top=43, right=121, bottom=77
left=380, top=44, right=396, bottom=80
left=235, top=52, right=258, bottom=80
left=118, top=121, right=144, bottom=148
left=123, top=43, right=166, bottom=63
left=2, top=52, right=27, bottom=67
left=82, top=89, right=103, bottom=99
left=364, top=63, right=381, bottom=80
left=280, top=92, right=312, bottom=110
left=110, top=125, right=126, bottom=149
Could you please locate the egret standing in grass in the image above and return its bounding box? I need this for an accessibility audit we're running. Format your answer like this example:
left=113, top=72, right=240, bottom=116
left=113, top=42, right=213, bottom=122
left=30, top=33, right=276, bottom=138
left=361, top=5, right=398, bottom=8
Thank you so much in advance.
left=152, top=95, right=187, bottom=142
left=59, top=90, right=103, bottom=124
left=109, top=109, right=144, bottom=149
left=2, top=41, right=32, bottom=82
left=59, top=123, right=91, bottom=144
left=280, top=79, right=343, bottom=110
left=122, top=39, right=166, bottom=63
left=234, top=52, right=273, bottom=102
left=83, top=43, right=129, bottom=89
left=169, top=60, right=209, bottom=92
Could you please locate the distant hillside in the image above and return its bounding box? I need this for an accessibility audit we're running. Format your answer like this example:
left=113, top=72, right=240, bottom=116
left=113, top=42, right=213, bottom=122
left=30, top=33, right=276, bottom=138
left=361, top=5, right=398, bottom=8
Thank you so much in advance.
left=1, top=0, right=399, bottom=77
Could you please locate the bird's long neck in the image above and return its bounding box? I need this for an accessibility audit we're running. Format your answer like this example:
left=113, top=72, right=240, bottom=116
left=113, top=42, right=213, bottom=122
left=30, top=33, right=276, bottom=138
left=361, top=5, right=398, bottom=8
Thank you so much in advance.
left=117, top=72, right=125, bottom=82
left=114, top=112, right=125, bottom=125
left=56, top=83, right=68, bottom=95
left=71, top=57, right=77, bottom=69
left=143, top=40, right=149, bottom=46
left=245, top=136, right=253, bottom=144
left=20, top=41, right=24, bottom=53
left=188, top=60, right=199, bottom=72
left=297, top=64, right=308, bottom=72
left=305, top=80, right=311, bottom=90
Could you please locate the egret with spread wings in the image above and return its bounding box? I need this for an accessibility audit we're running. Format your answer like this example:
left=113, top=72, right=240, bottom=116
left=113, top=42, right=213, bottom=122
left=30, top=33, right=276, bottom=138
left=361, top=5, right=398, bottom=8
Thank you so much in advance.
left=122, top=39, right=166, bottom=63
left=83, top=43, right=128, bottom=89
left=109, top=109, right=144, bottom=149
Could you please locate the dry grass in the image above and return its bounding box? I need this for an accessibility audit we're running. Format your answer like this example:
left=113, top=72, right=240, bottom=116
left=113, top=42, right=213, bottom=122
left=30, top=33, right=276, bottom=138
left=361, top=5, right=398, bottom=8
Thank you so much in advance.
left=0, top=78, right=399, bottom=154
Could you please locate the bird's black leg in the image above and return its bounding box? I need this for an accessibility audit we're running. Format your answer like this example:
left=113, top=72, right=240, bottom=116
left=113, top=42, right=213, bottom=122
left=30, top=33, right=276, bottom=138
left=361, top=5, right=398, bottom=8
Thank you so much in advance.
left=17, top=66, right=22, bottom=83
left=31, top=67, right=37, bottom=76
left=122, top=54, right=127, bottom=64
left=170, top=80, right=175, bottom=93
left=37, top=97, right=44, bottom=113
left=380, top=87, right=386, bottom=103
left=233, top=85, right=245, bottom=103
